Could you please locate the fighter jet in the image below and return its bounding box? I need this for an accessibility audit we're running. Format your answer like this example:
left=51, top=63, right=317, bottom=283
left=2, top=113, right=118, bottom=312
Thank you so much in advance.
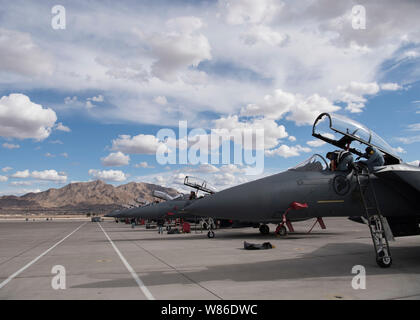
left=111, top=177, right=259, bottom=235
left=183, top=113, right=420, bottom=268
left=108, top=177, right=214, bottom=227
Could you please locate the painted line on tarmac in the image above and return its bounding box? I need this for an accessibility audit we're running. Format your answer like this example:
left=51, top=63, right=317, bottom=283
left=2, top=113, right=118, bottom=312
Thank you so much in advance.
left=98, top=222, right=155, bottom=300
left=0, top=222, right=87, bottom=289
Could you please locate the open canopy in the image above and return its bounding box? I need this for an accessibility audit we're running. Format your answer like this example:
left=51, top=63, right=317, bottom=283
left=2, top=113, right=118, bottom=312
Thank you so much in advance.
left=312, top=113, right=401, bottom=165
left=184, top=176, right=217, bottom=194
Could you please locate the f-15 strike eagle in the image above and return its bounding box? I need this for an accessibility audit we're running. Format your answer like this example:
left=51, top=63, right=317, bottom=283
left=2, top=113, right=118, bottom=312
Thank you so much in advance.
left=105, top=177, right=223, bottom=234
left=106, top=177, right=261, bottom=236
left=183, top=113, right=420, bottom=268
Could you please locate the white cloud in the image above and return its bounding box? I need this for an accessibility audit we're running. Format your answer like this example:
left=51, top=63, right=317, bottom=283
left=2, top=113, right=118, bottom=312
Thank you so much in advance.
left=219, top=0, right=281, bottom=25
left=89, top=169, right=127, bottom=182
left=241, top=25, right=288, bottom=47
left=2, top=143, right=20, bottom=149
left=111, top=134, right=168, bottom=154
left=60, top=152, right=69, bottom=158
left=0, top=28, right=53, bottom=76
left=213, top=115, right=288, bottom=149
left=134, top=161, right=154, bottom=169
left=187, top=163, right=220, bottom=174
left=49, top=140, right=63, bottom=144
left=0, top=175, right=8, bottom=182
left=88, top=95, right=104, bottom=102
left=148, top=16, right=212, bottom=81
left=85, top=101, right=94, bottom=109
left=56, top=122, right=71, bottom=132
left=306, top=139, right=326, bottom=148
left=407, top=123, right=420, bottom=131
left=154, top=96, right=167, bottom=105
left=64, top=96, right=78, bottom=104
left=10, top=169, right=67, bottom=182
left=30, top=170, right=67, bottom=182
left=380, top=83, right=402, bottom=91
left=45, top=152, right=55, bottom=158
left=337, top=81, right=381, bottom=113
left=0, top=94, right=57, bottom=140
left=11, top=170, right=30, bottom=178
left=101, top=151, right=130, bottom=167
left=9, top=181, right=33, bottom=186
left=240, top=89, right=340, bottom=126
left=395, top=135, right=420, bottom=144
left=2, top=167, right=12, bottom=172
left=265, top=144, right=311, bottom=158
left=393, top=146, right=406, bottom=154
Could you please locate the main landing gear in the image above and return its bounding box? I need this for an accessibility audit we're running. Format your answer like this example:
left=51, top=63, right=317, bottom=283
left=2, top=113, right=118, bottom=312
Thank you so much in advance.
left=259, top=224, right=270, bottom=235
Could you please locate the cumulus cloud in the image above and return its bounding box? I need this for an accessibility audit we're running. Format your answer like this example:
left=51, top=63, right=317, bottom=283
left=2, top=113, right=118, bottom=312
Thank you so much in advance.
left=337, top=82, right=381, bottom=113
left=101, top=151, right=130, bottom=167
left=396, top=135, right=420, bottom=144
left=0, top=28, right=53, bottom=76
left=306, top=139, right=326, bottom=148
left=134, top=161, right=154, bottom=169
left=380, top=83, right=402, bottom=91
left=153, top=96, right=167, bottom=105
left=0, top=94, right=57, bottom=140
left=214, top=115, right=288, bottom=149
left=2, top=167, right=12, bottom=173
left=148, top=16, right=212, bottom=81
left=88, top=95, right=104, bottom=102
left=186, top=163, right=220, bottom=174
left=55, top=122, right=71, bottom=132
left=219, top=0, right=281, bottom=25
left=265, top=144, right=312, bottom=158
left=241, top=89, right=340, bottom=126
left=10, top=169, right=67, bottom=182
left=241, top=25, right=289, bottom=47
left=31, top=170, right=67, bottom=183
left=0, top=175, right=8, bottom=182
left=111, top=134, right=168, bottom=154
left=89, top=169, right=127, bottom=182
left=11, top=170, right=30, bottom=178
left=2, top=143, right=20, bottom=149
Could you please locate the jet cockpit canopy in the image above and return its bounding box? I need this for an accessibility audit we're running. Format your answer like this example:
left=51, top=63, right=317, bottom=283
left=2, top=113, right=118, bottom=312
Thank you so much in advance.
left=312, top=113, right=401, bottom=165
left=153, top=190, right=176, bottom=201
left=290, top=154, right=329, bottom=172
left=184, top=176, right=217, bottom=194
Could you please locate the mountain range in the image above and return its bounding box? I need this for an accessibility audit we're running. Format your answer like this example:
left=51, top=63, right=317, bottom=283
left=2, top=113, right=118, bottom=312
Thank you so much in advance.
left=0, top=180, right=179, bottom=215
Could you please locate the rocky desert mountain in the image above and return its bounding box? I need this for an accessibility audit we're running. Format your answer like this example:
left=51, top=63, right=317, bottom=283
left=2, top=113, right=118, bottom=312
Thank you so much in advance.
left=0, top=180, right=179, bottom=215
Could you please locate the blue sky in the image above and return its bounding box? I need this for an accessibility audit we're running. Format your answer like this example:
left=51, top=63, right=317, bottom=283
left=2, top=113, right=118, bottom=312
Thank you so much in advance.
left=1, top=0, right=420, bottom=195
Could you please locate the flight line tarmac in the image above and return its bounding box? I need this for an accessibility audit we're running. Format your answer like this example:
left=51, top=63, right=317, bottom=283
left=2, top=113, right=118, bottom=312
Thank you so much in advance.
left=0, top=218, right=420, bottom=300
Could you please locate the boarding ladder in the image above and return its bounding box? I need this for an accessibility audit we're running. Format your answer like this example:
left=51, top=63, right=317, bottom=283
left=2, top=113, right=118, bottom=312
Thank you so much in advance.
left=355, top=169, right=394, bottom=267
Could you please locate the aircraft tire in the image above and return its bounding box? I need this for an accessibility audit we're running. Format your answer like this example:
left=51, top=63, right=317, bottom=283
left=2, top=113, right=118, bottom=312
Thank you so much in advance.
left=259, top=224, right=269, bottom=235
left=207, top=231, right=215, bottom=238
left=277, top=226, right=287, bottom=236
left=376, top=256, right=392, bottom=268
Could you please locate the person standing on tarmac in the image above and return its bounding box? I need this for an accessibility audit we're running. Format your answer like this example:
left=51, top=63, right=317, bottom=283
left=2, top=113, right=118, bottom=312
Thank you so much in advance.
left=157, top=218, right=164, bottom=234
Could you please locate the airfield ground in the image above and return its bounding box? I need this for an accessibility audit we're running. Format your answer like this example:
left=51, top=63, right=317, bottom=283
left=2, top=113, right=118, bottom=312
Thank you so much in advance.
left=0, top=217, right=419, bottom=300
